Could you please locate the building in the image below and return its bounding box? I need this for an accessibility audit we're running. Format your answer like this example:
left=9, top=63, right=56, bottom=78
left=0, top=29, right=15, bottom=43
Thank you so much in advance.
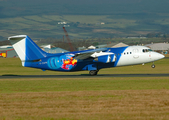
left=41, top=44, right=52, bottom=49
left=126, top=36, right=147, bottom=39
left=58, top=22, right=67, bottom=24
left=106, top=42, right=128, bottom=48
left=40, top=44, right=69, bottom=53
left=78, top=46, right=86, bottom=51
left=88, top=45, right=96, bottom=49
left=0, top=48, right=17, bottom=58
left=145, top=43, right=169, bottom=54
left=0, top=45, right=13, bottom=48
left=44, top=47, right=69, bottom=53
left=0, top=45, right=17, bottom=58
left=95, top=44, right=107, bottom=48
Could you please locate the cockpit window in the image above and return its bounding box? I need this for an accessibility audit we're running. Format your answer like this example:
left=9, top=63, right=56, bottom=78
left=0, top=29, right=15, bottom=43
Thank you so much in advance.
left=148, top=49, right=152, bottom=51
left=142, top=49, right=152, bottom=53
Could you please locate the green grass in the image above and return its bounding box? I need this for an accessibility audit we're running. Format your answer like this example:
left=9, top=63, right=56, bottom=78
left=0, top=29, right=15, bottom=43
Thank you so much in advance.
left=0, top=58, right=168, bottom=94
left=0, top=77, right=169, bottom=93
left=0, top=58, right=169, bottom=119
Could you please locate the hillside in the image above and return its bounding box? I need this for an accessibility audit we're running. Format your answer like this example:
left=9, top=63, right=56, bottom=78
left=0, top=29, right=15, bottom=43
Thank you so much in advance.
left=0, top=0, right=169, bottom=40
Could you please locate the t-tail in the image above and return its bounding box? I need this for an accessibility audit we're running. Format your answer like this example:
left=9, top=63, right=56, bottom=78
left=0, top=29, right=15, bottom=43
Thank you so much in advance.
left=8, top=35, right=48, bottom=66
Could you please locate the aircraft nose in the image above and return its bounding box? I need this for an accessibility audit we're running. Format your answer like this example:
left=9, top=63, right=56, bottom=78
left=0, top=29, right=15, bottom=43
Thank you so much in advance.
left=155, top=53, right=165, bottom=60
left=151, top=52, right=165, bottom=61
left=159, top=54, right=165, bottom=59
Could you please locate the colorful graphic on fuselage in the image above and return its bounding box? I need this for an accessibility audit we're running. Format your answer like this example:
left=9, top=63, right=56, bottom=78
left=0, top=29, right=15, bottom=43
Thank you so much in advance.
left=62, top=57, right=77, bottom=70
left=60, top=54, right=77, bottom=70
left=48, top=54, right=77, bottom=70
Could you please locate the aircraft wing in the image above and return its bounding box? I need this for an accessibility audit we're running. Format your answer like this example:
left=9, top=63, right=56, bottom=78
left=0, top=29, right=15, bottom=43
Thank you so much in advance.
left=74, top=48, right=109, bottom=60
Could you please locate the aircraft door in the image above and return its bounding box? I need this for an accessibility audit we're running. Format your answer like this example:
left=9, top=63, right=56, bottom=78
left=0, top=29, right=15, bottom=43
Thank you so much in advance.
left=133, top=49, right=139, bottom=59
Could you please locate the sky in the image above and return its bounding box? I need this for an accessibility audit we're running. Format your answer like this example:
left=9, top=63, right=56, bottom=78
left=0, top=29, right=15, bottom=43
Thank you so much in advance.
left=1, top=0, right=169, bottom=39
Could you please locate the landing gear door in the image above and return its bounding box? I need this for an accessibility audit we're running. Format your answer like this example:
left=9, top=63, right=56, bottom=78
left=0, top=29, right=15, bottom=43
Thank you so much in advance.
left=109, top=54, right=116, bottom=62
left=111, top=54, right=116, bottom=62
left=133, top=49, right=139, bottom=59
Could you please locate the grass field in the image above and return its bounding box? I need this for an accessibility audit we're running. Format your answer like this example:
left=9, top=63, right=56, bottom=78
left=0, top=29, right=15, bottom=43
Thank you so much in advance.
left=0, top=58, right=169, bottom=119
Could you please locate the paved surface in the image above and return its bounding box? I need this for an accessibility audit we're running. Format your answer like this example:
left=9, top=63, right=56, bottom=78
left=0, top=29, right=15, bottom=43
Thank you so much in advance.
left=0, top=74, right=169, bottom=79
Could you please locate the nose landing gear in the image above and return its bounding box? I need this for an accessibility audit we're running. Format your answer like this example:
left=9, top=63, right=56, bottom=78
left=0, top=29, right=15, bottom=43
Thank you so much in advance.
left=151, top=62, right=155, bottom=68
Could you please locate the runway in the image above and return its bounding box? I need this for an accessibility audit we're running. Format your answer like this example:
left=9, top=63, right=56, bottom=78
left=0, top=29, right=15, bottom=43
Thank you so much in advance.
left=1, top=74, right=169, bottom=79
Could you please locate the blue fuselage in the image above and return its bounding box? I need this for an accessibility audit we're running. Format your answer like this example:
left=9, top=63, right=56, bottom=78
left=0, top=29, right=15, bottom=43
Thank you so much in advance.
left=24, top=47, right=127, bottom=72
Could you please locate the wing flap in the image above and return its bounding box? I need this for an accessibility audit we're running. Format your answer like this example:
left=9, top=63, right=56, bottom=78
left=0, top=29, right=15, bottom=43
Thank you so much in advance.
left=74, top=53, right=93, bottom=59
left=74, top=48, right=109, bottom=60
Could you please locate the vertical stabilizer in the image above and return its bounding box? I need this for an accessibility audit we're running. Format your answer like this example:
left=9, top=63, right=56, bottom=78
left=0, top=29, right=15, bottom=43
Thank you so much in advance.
left=8, top=35, right=48, bottom=66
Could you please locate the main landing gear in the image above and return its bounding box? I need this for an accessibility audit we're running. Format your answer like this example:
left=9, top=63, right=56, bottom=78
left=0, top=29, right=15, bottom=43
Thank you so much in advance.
left=151, top=62, right=155, bottom=68
left=89, top=70, right=98, bottom=76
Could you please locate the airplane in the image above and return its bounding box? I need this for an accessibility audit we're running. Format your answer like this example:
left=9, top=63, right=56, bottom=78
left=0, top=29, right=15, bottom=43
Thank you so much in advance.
left=8, top=35, right=165, bottom=75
